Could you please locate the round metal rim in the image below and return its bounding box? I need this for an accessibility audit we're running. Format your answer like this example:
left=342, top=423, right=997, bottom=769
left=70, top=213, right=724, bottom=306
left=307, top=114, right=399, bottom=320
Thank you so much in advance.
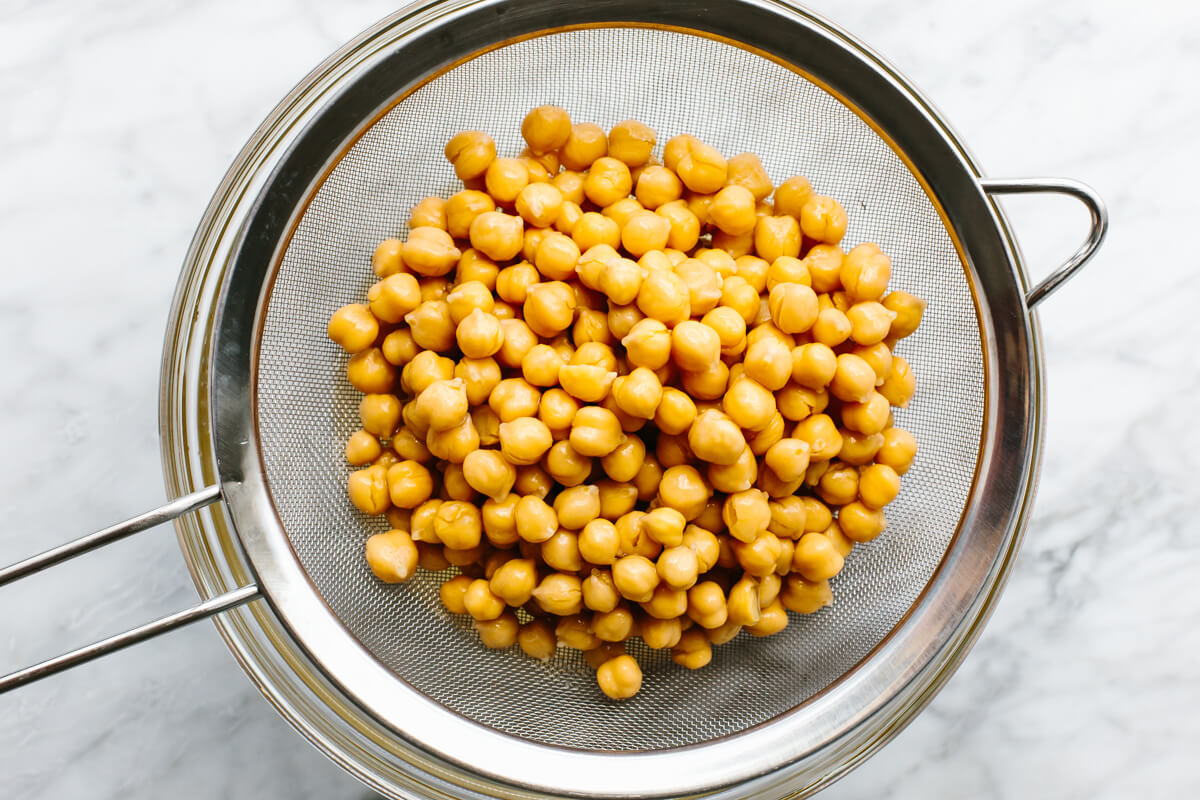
left=163, top=0, right=1043, bottom=797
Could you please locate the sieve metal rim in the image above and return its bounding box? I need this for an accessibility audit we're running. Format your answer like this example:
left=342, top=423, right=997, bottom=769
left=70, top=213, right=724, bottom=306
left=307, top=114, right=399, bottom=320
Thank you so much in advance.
left=184, top=0, right=1041, bottom=797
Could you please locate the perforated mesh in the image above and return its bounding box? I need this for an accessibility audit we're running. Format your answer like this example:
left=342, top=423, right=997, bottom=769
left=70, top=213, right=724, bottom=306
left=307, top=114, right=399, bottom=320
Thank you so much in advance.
left=255, top=29, right=983, bottom=752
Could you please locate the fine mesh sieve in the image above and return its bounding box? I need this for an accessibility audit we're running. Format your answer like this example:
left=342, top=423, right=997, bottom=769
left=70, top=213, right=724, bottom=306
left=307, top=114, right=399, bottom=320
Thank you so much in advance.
left=258, top=25, right=980, bottom=752
left=0, top=1, right=1107, bottom=798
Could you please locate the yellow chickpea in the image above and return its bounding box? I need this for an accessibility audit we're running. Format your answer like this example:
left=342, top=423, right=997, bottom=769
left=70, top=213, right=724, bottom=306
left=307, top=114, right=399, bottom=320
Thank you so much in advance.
left=538, top=387, right=580, bottom=432
left=346, top=348, right=397, bottom=394
left=830, top=353, right=876, bottom=403
left=463, top=578, right=506, bottom=621
left=364, top=530, right=419, bottom=583
left=752, top=215, right=801, bottom=264
left=845, top=301, right=896, bottom=347
left=607, top=119, right=656, bottom=167
left=773, top=175, right=812, bottom=218
left=799, top=195, right=848, bottom=244
left=488, top=377, right=541, bottom=422
left=639, top=616, right=681, bottom=650
left=471, top=406, right=501, bottom=449
left=839, top=501, right=887, bottom=543
left=673, top=258, right=723, bottom=316
left=857, top=463, right=900, bottom=509
left=514, top=182, right=564, bottom=229
left=655, top=200, right=702, bottom=251
left=584, top=156, right=633, bottom=207
left=555, top=364, right=614, bottom=404
left=513, top=465, right=554, bottom=500
left=657, top=465, right=711, bottom=520
left=612, top=554, right=660, bottom=603
left=741, top=336, right=791, bottom=392
left=687, top=408, right=747, bottom=467
left=787, top=344, right=834, bottom=392
left=631, top=164, right=681, bottom=209
left=558, top=122, right=607, bottom=171
left=676, top=140, right=727, bottom=194
left=708, top=185, right=757, bottom=236
left=596, top=654, right=642, bottom=700
left=592, top=605, right=635, bottom=643
left=381, top=328, right=418, bottom=366
left=641, top=582, right=688, bottom=619
left=327, top=303, right=379, bottom=354
left=366, top=274, right=421, bottom=326
left=657, top=545, right=701, bottom=590
left=355, top=392, right=399, bottom=438
left=711, top=229, right=755, bottom=258
left=876, top=427, right=918, bottom=474
left=644, top=389, right=693, bottom=439
left=519, top=280, right=574, bottom=338
left=768, top=282, right=820, bottom=335
left=431, top=500, right=483, bottom=550
left=444, top=189, right=496, bottom=239
left=544, top=439, right=593, bottom=487
left=469, top=210, right=524, bottom=262
left=579, top=518, right=621, bottom=565
left=619, top=209, right=670, bottom=257
left=764, top=495, right=806, bottom=540
left=444, top=130, right=496, bottom=181
left=722, top=376, right=776, bottom=431
left=345, top=430, right=382, bottom=466
left=882, top=290, right=926, bottom=339
left=726, top=152, right=773, bottom=200
left=610, top=367, right=663, bottom=420
left=439, top=574, right=473, bottom=614
left=686, top=581, right=728, bottom=629
left=513, top=494, right=558, bottom=544
left=582, top=568, right=620, bottom=613
left=802, top=245, right=843, bottom=293
left=746, top=599, right=789, bottom=637
left=841, top=391, right=891, bottom=435
left=572, top=211, right=621, bottom=251
left=679, top=360, right=730, bottom=402
left=839, top=243, right=892, bottom=302
left=602, top=197, right=645, bottom=228
left=474, top=611, right=519, bottom=649
left=451, top=308, right=501, bottom=359
left=792, top=532, right=845, bottom=582
left=518, top=104, right=570, bottom=154
left=414, top=378, right=467, bottom=431
left=409, top=195, right=446, bottom=231
left=792, top=413, right=843, bottom=462
left=517, top=619, right=557, bottom=661
left=671, top=628, right=713, bottom=668
left=593, top=257, right=641, bottom=306
left=816, top=461, right=860, bottom=506
left=493, top=417, right=552, bottom=467
left=566, top=405, right=623, bottom=458
left=527, top=231, right=578, bottom=282
left=371, top=238, right=405, bottom=278
left=780, top=574, right=833, bottom=615
left=493, top=262, right=538, bottom=306
left=400, top=226, right=461, bottom=278
left=425, top=415, right=479, bottom=464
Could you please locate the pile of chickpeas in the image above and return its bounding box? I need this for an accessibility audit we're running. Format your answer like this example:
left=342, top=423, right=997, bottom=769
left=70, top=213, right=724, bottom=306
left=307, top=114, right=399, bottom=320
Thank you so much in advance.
left=328, top=106, right=924, bottom=701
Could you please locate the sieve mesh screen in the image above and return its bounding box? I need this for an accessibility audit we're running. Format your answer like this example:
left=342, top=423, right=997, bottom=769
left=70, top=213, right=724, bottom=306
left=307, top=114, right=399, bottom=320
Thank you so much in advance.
left=254, top=27, right=983, bottom=752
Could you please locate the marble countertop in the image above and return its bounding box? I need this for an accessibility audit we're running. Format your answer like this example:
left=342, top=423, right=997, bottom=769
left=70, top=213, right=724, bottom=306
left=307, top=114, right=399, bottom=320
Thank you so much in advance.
left=1, top=1, right=1196, bottom=797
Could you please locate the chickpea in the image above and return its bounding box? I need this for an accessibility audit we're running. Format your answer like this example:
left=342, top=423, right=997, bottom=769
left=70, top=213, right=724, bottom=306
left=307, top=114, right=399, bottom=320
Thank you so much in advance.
left=740, top=336, right=791, bottom=392
left=607, top=119, right=656, bottom=167
left=709, top=185, right=757, bottom=236
left=642, top=583, right=688, bottom=619
left=418, top=277, right=450, bottom=303
left=839, top=243, right=891, bottom=302
left=639, top=390, right=695, bottom=443
left=772, top=175, right=813, bottom=218
left=755, top=438, right=809, bottom=485
left=763, top=495, right=805, bottom=540
left=686, top=581, right=728, bottom=629
left=799, top=195, right=848, bottom=244
left=364, top=530, right=419, bottom=583
left=629, top=164, right=681, bottom=209
left=601, top=196, right=643, bottom=228
left=513, top=464, right=554, bottom=499
left=490, top=417, right=551, bottom=468
left=686, top=408, right=747, bottom=468
left=444, top=190, right=495, bottom=239
left=451, top=308, right=502, bottom=359
left=472, top=611, right=519, bottom=649
left=448, top=359, right=497, bottom=408
left=518, top=619, right=557, bottom=661
left=366, top=274, right=421, bottom=325
left=623, top=457, right=660, bottom=505
left=547, top=485, right=597, bottom=531
left=679, top=360, right=730, bottom=401
left=563, top=405, right=621, bottom=458
left=780, top=574, right=833, bottom=615
left=583, top=569, right=620, bottom=613
left=853, top=341, right=894, bottom=387
left=639, top=616, right=681, bottom=650
left=789, top=343, right=836, bottom=391
left=381, top=329, right=419, bottom=367
left=615, top=209, right=667, bottom=257
left=676, top=140, right=727, bottom=194
left=838, top=501, right=886, bottom=543
left=663, top=323, right=716, bottom=376
left=654, top=465, right=709, bottom=521
left=345, top=430, right=382, bottom=466
left=792, top=413, right=843, bottom=462
left=800, top=245, right=842, bottom=293
left=377, top=458, right=431, bottom=509
left=708, top=442, right=757, bottom=491
left=429, top=500, right=481, bottom=551
left=558, top=364, right=617, bottom=403
left=844, top=301, right=895, bottom=347
left=655, top=433, right=692, bottom=469
left=440, top=574, right=473, bottom=613
left=526, top=235, right=579, bottom=285
left=327, top=303, right=379, bottom=353
left=545, top=439, right=593, bottom=487
left=496, top=319, right=537, bottom=369
left=721, top=375, right=776, bottom=430
left=413, top=378, right=467, bottom=432
left=579, top=518, right=621, bottom=565
left=467, top=211, right=523, bottom=262
left=612, top=554, right=660, bottom=603
left=744, top=412, right=784, bottom=458
left=882, top=290, right=926, bottom=340
left=441, top=463, right=477, bottom=502
left=746, top=599, right=789, bottom=637
left=355, top=395, right=398, bottom=440
left=514, top=494, right=558, bottom=544
left=592, top=605, right=635, bottom=643
left=518, top=281, right=573, bottom=338
left=858, top=463, right=901, bottom=509
left=711, top=229, right=754, bottom=258
left=538, top=387, right=580, bottom=432
left=409, top=499, right=443, bottom=543
left=835, top=428, right=882, bottom=467
left=540, top=529, right=583, bottom=572
left=593, top=482, right=635, bottom=522
left=515, top=182, right=564, bottom=229
left=657, top=545, right=700, bottom=590
left=444, top=130, right=496, bottom=180
left=600, top=368, right=660, bottom=424
left=406, top=196, right=446, bottom=233
left=482, top=494, right=520, bottom=547
left=582, top=156, right=632, bottom=207
left=765, top=256, right=811, bottom=292
left=792, top=532, right=845, bottom=582
left=399, top=301, right=452, bottom=354
left=556, top=122, right=606, bottom=171
left=371, top=238, right=405, bottom=278
left=596, top=654, right=642, bottom=700
left=817, top=462, right=860, bottom=506
left=877, top=427, right=918, bottom=474
left=516, top=104, right=569, bottom=154
left=471, top=406, right=501, bottom=449
left=397, top=227, right=460, bottom=278
left=596, top=437, right=643, bottom=485
left=830, top=353, right=876, bottom=403
left=699, top=307, right=745, bottom=355
left=463, top=578, right=506, bottom=621
left=671, top=628, right=713, bottom=668
left=767, top=282, right=820, bottom=335
left=655, top=200, right=701, bottom=251
left=460, top=449, right=516, bottom=502
left=725, top=574, right=762, bottom=626
left=345, top=349, right=395, bottom=397
left=726, top=152, right=772, bottom=200
left=842, top=391, right=890, bottom=435
left=879, top=355, right=916, bottom=407
left=571, top=212, right=620, bottom=251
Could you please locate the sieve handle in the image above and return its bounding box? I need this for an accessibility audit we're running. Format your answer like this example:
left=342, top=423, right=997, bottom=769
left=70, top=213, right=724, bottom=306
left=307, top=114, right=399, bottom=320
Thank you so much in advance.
left=0, top=485, right=261, bottom=693
left=980, top=178, right=1109, bottom=307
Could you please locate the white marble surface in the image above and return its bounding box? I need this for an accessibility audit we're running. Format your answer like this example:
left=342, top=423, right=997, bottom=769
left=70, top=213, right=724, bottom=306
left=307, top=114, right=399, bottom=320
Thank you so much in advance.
left=1, top=1, right=1196, bottom=798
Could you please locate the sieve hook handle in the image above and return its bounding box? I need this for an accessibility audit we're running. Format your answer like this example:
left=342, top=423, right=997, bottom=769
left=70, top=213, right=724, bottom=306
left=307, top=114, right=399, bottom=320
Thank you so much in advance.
left=980, top=178, right=1108, bottom=308
left=0, top=485, right=260, bottom=693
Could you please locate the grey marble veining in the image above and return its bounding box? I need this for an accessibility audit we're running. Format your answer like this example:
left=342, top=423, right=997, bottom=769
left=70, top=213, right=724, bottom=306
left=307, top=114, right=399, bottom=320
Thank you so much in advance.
left=1, top=1, right=1197, bottom=798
